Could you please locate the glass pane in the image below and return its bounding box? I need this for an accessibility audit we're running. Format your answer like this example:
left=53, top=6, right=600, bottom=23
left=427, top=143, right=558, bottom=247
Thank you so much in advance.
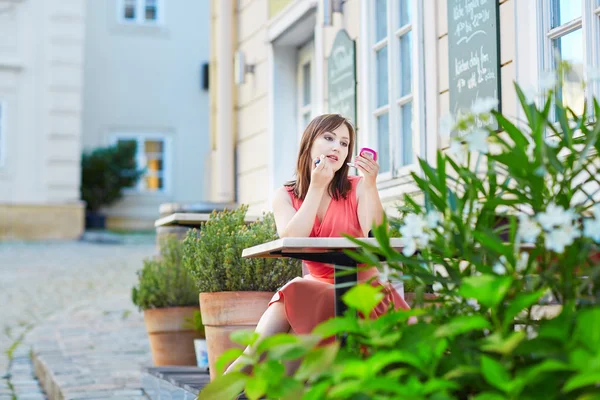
left=552, top=28, right=585, bottom=115
left=303, top=62, right=311, bottom=106
left=145, top=6, right=157, bottom=21
left=145, top=176, right=163, bottom=191
left=145, top=140, right=164, bottom=153
left=147, top=158, right=164, bottom=172
left=399, top=102, right=413, bottom=166
left=399, top=0, right=411, bottom=27
left=0, top=104, right=3, bottom=163
left=551, top=0, right=582, bottom=28
left=375, top=0, right=388, bottom=42
left=303, top=112, right=311, bottom=129
left=376, top=46, right=389, bottom=108
left=124, top=2, right=136, bottom=20
left=399, top=31, right=412, bottom=97
left=377, top=113, right=390, bottom=173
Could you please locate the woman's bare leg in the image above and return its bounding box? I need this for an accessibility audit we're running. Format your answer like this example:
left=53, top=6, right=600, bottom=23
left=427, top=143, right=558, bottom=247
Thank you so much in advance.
left=225, top=302, right=290, bottom=374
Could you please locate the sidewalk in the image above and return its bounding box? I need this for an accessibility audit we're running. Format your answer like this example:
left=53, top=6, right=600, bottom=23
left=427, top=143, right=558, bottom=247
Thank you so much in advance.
left=27, top=296, right=152, bottom=400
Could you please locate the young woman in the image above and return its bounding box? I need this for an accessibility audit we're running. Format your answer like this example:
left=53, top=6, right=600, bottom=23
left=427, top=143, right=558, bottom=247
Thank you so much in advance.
left=226, top=114, right=410, bottom=374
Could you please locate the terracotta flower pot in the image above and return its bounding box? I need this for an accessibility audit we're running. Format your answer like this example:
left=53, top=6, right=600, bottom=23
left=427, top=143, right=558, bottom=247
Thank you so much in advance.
left=143, top=306, right=203, bottom=366
left=200, top=291, right=274, bottom=380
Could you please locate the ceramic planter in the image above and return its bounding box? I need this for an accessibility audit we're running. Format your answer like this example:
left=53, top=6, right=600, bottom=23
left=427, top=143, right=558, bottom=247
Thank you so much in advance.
left=199, top=291, right=274, bottom=380
left=143, top=306, right=203, bottom=366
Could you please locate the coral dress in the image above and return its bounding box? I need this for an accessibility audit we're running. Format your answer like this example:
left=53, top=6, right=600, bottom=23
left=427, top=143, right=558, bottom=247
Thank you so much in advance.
left=269, top=175, right=411, bottom=335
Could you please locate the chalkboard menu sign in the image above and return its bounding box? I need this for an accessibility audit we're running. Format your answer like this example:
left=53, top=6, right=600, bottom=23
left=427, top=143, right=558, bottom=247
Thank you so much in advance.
left=328, top=29, right=357, bottom=124
left=447, top=0, right=501, bottom=119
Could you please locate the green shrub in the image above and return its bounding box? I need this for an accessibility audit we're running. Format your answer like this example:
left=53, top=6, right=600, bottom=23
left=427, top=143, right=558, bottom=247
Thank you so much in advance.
left=132, top=235, right=199, bottom=310
left=183, top=205, right=301, bottom=292
left=81, top=141, right=144, bottom=212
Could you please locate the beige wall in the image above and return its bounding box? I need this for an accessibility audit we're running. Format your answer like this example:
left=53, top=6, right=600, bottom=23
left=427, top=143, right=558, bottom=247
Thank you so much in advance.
left=0, top=0, right=86, bottom=240
left=82, top=0, right=211, bottom=229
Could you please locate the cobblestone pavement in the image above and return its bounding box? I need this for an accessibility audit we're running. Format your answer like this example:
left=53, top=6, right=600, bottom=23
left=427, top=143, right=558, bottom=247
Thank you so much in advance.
left=0, top=238, right=157, bottom=399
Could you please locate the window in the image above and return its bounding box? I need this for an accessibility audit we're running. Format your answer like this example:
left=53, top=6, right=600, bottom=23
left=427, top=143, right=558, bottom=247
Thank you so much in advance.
left=120, top=0, right=161, bottom=24
left=541, top=0, right=600, bottom=115
left=0, top=101, right=4, bottom=168
left=113, top=135, right=169, bottom=193
left=370, top=0, right=418, bottom=180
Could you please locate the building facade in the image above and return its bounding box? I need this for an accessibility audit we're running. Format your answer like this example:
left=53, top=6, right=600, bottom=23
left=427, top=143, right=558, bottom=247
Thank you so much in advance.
left=208, top=0, right=595, bottom=216
left=82, top=0, right=211, bottom=230
left=0, top=0, right=212, bottom=239
left=0, top=0, right=86, bottom=240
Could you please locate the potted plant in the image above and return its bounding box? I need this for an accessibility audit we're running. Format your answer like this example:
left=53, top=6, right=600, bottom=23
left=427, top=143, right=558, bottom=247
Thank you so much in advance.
left=183, top=205, right=301, bottom=379
left=80, top=141, right=144, bottom=229
left=132, top=235, right=202, bottom=366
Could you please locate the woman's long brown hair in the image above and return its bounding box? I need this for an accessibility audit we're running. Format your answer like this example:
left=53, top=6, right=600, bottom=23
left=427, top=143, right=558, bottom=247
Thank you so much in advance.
left=285, top=114, right=356, bottom=200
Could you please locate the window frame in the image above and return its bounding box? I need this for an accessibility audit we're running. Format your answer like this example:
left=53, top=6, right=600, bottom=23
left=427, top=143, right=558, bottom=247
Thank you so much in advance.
left=364, top=0, right=425, bottom=184
left=539, top=0, right=600, bottom=109
left=0, top=101, right=5, bottom=169
left=118, top=0, right=163, bottom=25
left=111, top=133, right=171, bottom=195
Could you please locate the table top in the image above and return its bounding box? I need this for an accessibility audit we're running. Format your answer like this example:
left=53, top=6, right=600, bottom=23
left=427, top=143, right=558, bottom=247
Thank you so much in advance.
left=242, top=237, right=406, bottom=259
left=155, top=213, right=259, bottom=227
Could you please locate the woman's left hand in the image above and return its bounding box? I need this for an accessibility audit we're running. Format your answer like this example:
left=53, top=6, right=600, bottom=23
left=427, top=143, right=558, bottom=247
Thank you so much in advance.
left=354, top=155, right=379, bottom=186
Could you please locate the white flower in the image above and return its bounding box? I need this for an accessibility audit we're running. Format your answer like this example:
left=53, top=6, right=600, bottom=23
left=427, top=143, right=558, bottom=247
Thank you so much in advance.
left=516, top=252, right=529, bottom=273
left=492, top=262, right=507, bottom=275
left=465, top=129, right=489, bottom=154
left=448, top=138, right=467, bottom=161
left=584, top=218, right=600, bottom=243
left=539, top=71, right=558, bottom=92
left=402, top=238, right=417, bottom=257
left=544, top=224, right=581, bottom=254
left=379, top=263, right=391, bottom=282
left=521, top=85, right=537, bottom=105
left=544, top=136, right=560, bottom=148
left=400, top=214, right=427, bottom=238
left=525, top=142, right=535, bottom=161
left=432, top=282, right=443, bottom=293
left=426, top=211, right=442, bottom=229
left=466, top=298, right=481, bottom=311
left=537, top=203, right=576, bottom=231
left=439, top=114, right=455, bottom=138
left=518, top=214, right=542, bottom=244
left=471, top=97, right=499, bottom=115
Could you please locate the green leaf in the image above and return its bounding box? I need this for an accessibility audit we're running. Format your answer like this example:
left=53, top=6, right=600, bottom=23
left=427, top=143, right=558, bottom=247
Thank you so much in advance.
left=313, top=316, right=361, bottom=337
left=573, top=308, right=600, bottom=352
left=563, top=372, right=600, bottom=393
left=244, top=376, right=267, bottom=400
left=473, top=231, right=511, bottom=258
left=342, top=284, right=385, bottom=316
left=302, top=381, right=330, bottom=400
left=520, top=359, right=572, bottom=384
left=230, top=330, right=260, bottom=347
left=459, top=275, right=512, bottom=308
left=328, top=380, right=363, bottom=398
left=294, top=342, right=339, bottom=381
left=267, top=343, right=309, bottom=361
left=198, top=371, right=247, bottom=400
left=502, top=289, right=547, bottom=327
left=481, top=355, right=512, bottom=393
left=472, top=392, right=507, bottom=400
left=435, top=315, right=491, bottom=338
left=422, top=378, right=460, bottom=395
left=255, top=333, right=300, bottom=353
left=481, top=331, right=526, bottom=355
left=443, top=366, right=480, bottom=380
left=214, top=348, right=243, bottom=376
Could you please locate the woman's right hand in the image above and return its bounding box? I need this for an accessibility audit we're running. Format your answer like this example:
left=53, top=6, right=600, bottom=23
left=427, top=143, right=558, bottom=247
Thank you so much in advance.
left=311, top=154, right=334, bottom=189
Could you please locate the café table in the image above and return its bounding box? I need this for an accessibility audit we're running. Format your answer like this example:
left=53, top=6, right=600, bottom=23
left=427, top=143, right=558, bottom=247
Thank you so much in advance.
left=242, top=237, right=406, bottom=317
